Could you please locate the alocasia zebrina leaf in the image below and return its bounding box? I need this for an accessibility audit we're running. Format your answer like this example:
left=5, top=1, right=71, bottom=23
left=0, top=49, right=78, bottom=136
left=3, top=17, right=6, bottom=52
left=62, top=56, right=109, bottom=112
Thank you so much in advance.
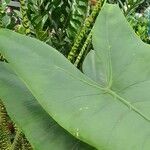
left=0, top=62, right=95, bottom=150
left=0, top=3, right=150, bottom=150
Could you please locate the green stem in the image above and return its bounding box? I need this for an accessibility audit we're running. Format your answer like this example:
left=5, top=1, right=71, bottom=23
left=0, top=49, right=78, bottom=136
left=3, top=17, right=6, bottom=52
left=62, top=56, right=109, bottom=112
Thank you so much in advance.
left=0, top=101, right=11, bottom=150
left=107, top=89, right=150, bottom=122
left=10, top=130, right=23, bottom=150
left=67, top=0, right=102, bottom=63
left=74, top=32, right=92, bottom=67
left=21, top=135, right=33, bottom=150
left=118, top=0, right=126, bottom=14
left=19, top=0, right=31, bottom=35
left=0, top=127, right=10, bottom=150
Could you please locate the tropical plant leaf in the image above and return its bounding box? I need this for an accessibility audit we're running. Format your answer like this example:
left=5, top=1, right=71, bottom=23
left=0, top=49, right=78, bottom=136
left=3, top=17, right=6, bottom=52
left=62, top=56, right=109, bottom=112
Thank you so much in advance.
left=0, top=3, right=150, bottom=150
left=0, top=62, right=95, bottom=150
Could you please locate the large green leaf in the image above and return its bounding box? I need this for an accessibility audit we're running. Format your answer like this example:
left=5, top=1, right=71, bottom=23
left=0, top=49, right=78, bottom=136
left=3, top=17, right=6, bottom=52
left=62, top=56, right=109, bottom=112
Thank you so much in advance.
left=0, top=3, right=150, bottom=150
left=0, top=62, right=94, bottom=150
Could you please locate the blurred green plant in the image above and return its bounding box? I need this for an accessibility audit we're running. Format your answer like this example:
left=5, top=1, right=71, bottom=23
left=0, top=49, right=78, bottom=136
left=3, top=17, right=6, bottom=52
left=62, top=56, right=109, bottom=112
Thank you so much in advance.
left=145, top=6, right=150, bottom=38
left=25, top=0, right=89, bottom=55
left=128, top=13, right=150, bottom=43
left=1, top=0, right=89, bottom=55
left=107, top=0, right=150, bottom=43
left=0, top=0, right=20, bottom=29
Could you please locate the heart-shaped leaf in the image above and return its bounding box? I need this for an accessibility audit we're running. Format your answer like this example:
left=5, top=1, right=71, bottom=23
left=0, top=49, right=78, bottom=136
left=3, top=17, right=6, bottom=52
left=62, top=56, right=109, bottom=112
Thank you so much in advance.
left=0, top=62, right=94, bottom=150
left=0, top=3, right=150, bottom=150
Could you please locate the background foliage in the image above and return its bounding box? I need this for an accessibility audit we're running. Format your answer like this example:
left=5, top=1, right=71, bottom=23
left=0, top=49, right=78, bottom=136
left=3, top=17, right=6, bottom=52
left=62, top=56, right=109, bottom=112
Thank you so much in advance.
left=1, top=0, right=150, bottom=55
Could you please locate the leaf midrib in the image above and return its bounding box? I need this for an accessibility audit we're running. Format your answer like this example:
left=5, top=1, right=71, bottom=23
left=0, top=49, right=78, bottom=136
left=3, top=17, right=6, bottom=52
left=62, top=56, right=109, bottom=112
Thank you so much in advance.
left=94, top=11, right=150, bottom=122
left=56, top=66, right=150, bottom=123
left=107, top=89, right=150, bottom=122
left=11, top=60, right=150, bottom=123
